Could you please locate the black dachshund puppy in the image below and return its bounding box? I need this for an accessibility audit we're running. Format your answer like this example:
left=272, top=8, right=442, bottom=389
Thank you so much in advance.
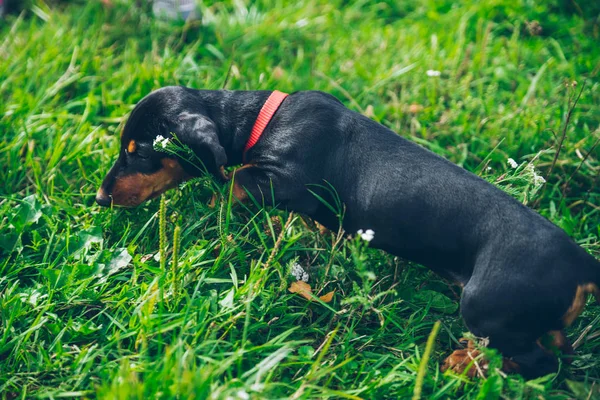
left=97, top=87, right=599, bottom=378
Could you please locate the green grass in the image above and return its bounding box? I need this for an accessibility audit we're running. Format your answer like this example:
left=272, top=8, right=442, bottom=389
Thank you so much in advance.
left=1, top=0, right=599, bottom=398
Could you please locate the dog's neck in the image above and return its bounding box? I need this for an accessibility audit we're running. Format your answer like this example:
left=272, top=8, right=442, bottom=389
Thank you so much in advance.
left=195, top=90, right=273, bottom=166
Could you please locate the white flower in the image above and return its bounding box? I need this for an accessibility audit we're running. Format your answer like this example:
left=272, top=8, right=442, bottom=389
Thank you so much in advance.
left=153, top=135, right=164, bottom=145
left=291, top=263, right=309, bottom=282
left=426, top=70, right=441, bottom=77
left=533, top=173, right=546, bottom=185
left=507, top=158, right=518, bottom=169
left=357, top=229, right=375, bottom=242
left=153, top=135, right=170, bottom=149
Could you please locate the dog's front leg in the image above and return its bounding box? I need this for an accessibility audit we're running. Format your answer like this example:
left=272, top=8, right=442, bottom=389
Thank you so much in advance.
left=209, top=165, right=276, bottom=208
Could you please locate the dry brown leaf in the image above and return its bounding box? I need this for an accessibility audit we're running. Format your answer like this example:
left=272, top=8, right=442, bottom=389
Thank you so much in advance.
left=289, top=281, right=313, bottom=301
left=289, top=281, right=334, bottom=303
left=319, top=290, right=335, bottom=303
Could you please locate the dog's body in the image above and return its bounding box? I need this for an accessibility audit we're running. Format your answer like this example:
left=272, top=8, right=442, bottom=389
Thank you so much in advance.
left=97, top=87, right=600, bottom=378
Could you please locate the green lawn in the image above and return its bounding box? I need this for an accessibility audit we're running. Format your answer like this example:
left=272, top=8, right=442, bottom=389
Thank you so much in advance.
left=1, top=1, right=599, bottom=398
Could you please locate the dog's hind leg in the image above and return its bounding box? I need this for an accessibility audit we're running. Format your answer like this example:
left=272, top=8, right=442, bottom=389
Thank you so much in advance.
left=442, top=281, right=569, bottom=379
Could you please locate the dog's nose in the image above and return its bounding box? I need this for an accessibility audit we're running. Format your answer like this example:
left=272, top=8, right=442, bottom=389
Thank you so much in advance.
left=96, top=188, right=112, bottom=207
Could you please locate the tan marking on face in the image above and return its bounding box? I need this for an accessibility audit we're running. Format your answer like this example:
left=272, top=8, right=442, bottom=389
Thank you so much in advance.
left=110, top=158, right=187, bottom=207
left=127, top=140, right=137, bottom=154
left=563, top=283, right=600, bottom=326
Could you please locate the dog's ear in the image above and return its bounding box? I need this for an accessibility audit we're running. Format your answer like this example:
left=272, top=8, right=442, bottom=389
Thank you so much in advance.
left=176, top=112, right=227, bottom=177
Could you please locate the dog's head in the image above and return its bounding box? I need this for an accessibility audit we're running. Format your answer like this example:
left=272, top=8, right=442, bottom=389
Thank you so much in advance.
left=96, top=86, right=228, bottom=207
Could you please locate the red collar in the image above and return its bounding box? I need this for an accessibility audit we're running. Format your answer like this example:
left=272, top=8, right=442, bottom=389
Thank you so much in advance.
left=243, top=90, right=288, bottom=162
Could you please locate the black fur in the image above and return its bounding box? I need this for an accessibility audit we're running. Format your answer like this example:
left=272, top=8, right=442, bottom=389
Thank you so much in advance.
left=98, top=86, right=600, bottom=378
